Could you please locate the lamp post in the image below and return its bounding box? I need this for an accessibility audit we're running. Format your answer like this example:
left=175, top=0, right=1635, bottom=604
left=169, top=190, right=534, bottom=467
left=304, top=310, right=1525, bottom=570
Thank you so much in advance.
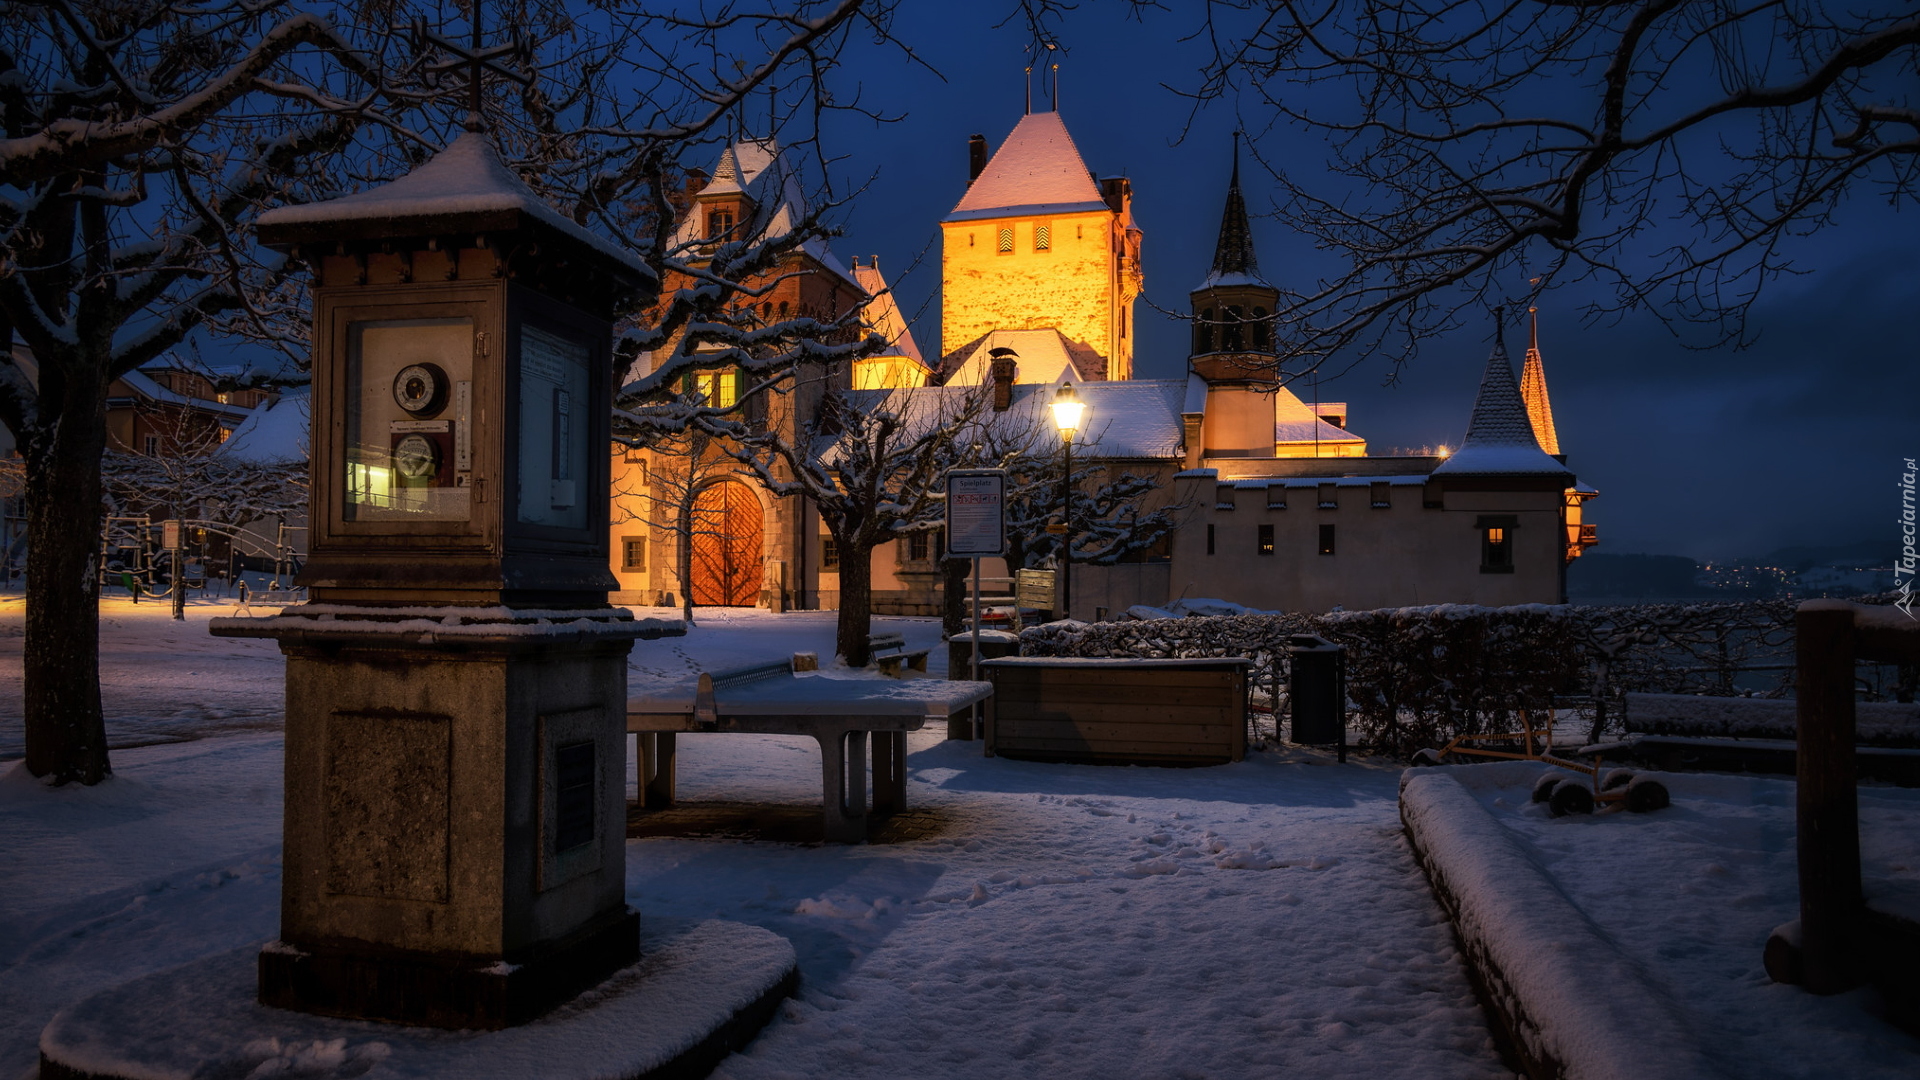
left=1050, top=383, right=1085, bottom=619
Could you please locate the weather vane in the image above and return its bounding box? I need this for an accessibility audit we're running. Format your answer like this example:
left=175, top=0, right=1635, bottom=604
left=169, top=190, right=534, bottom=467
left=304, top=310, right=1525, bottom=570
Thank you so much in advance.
left=412, top=5, right=535, bottom=132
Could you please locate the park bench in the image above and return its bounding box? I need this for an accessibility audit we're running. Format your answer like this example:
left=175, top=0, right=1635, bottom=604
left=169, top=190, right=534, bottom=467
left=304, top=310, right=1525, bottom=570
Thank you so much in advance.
left=627, top=658, right=992, bottom=843
left=1576, top=692, right=1920, bottom=785
left=868, top=631, right=933, bottom=678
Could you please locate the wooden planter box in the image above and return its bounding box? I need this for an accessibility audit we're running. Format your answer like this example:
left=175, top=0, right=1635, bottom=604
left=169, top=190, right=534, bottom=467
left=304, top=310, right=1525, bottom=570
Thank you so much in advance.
left=983, top=657, right=1250, bottom=766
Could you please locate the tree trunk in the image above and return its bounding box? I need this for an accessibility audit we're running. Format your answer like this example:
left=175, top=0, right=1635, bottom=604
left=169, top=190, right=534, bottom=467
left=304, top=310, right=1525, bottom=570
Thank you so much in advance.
left=941, top=555, right=969, bottom=638
left=22, top=363, right=111, bottom=784
left=837, top=536, right=873, bottom=667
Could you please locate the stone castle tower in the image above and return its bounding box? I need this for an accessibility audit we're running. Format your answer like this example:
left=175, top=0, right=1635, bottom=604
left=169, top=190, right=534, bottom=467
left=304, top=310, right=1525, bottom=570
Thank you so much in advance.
left=939, top=111, right=1143, bottom=379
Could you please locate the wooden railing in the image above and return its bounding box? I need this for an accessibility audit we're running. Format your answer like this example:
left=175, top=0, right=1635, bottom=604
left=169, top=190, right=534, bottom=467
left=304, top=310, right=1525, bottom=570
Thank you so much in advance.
left=1767, top=600, right=1920, bottom=995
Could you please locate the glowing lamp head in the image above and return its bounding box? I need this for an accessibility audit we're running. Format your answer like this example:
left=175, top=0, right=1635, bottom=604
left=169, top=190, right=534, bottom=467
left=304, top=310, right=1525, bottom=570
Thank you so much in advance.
left=1051, top=383, right=1086, bottom=435
left=1437, top=444, right=1451, bottom=458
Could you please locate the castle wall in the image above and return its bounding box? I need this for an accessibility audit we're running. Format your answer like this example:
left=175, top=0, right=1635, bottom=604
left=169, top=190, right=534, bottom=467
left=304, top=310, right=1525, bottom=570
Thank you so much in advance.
left=1166, top=474, right=1568, bottom=613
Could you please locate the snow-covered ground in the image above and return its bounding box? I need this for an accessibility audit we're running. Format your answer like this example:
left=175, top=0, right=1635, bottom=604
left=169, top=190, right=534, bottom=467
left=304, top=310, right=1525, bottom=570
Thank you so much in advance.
left=0, top=599, right=1508, bottom=1079
left=1433, top=762, right=1920, bottom=1079
left=19, top=602, right=1919, bottom=1077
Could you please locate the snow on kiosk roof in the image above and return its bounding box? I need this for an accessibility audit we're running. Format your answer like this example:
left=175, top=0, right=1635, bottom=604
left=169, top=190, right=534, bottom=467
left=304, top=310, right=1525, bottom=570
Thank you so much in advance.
left=256, top=132, right=648, bottom=306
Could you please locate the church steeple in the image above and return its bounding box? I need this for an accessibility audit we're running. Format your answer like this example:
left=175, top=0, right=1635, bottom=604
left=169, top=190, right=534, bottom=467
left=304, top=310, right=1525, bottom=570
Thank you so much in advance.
left=1432, top=310, right=1571, bottom=478
left=1190, top=134, right=1277, bottom=366
left=1519, top=304, right=1561, bottom=456
left=1208, top=133, right=1260, bottom=283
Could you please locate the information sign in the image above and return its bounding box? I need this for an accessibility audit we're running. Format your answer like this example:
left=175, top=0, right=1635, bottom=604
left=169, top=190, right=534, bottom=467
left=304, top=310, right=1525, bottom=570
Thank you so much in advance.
left=946, top=470, right=1006, bottom=557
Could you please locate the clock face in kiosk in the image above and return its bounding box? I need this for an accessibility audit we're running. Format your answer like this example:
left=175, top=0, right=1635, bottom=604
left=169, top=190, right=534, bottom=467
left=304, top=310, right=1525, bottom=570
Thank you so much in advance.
left=344, top=319, right=472, bottom=520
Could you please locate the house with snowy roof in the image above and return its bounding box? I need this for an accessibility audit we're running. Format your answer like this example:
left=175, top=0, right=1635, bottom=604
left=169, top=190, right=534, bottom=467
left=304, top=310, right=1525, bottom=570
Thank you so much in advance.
left=609, top=135, right=930, bottom=609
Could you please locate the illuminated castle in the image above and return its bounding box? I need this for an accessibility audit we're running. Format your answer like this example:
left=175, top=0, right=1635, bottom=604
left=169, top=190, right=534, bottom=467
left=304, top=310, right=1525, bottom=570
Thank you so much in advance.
left=937, top=112, right=1143, bottom=382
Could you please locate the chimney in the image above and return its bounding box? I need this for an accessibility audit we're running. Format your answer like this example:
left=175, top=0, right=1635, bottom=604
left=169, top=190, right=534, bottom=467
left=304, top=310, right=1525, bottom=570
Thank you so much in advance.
left=1100, top=175, right=1130, bottom=215
left=968, top=134, right=989, bottom=186
left=988, top=347, right=1018, bottom=411
left=684, top=168, right=710, bottom=198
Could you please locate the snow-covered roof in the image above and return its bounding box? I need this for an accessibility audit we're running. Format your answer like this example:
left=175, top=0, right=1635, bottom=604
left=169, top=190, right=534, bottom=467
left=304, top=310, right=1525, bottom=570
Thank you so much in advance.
left=1182, top=373, right=1208, bottom=416
left=1275, top=386, right=1364, bottom=448
left=944, top=112, right=1111, bottom=223
left=256, top=132, right=646, bottom=276
left=850, top=260, right=924, bottom=365
left=939, top=328, right=1106, bottom=385
left=219, top=390, right=309, bottom=465
left=114, top=366, right=256, bottom=424
left=1432, top=331, right=1573, bottom=479
left=840, top=377, right=1185, bottom=462
left=672, top=137, right=862, bottom=291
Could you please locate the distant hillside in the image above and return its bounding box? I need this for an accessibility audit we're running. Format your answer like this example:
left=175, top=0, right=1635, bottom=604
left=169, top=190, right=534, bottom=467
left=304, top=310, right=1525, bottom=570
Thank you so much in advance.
left=1746, top=541, right=1887, bottom=572
left=1566, top=553, right=1711, bottom=600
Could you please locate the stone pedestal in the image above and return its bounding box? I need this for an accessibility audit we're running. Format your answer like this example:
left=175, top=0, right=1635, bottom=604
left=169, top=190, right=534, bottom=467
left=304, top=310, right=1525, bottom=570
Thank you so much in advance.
left=215, top=607, right=656, bottom=1029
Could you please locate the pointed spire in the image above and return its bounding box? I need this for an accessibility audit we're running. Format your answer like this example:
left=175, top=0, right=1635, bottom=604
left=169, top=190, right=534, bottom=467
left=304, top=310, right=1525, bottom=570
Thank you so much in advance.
left=1209, top=132, right=1259, bottom=279
left=1520, top=304, right=1561, bottom=456
left=1432, top=307, right=1570, bottom=477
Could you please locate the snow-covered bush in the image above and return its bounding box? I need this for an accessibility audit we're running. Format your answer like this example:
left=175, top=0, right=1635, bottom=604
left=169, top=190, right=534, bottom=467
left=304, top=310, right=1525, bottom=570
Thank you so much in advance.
left=1018, top=594, right=1912, bottom=758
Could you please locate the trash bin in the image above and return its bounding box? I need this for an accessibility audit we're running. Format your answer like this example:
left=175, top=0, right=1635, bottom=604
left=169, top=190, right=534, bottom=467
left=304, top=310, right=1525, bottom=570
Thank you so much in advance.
left=1288, top=634, right=1346, bottom=760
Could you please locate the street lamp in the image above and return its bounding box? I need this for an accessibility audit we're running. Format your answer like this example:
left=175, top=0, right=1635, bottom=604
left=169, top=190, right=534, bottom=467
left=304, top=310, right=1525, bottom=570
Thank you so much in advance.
left=1050, top=383, right=1085, bottom=619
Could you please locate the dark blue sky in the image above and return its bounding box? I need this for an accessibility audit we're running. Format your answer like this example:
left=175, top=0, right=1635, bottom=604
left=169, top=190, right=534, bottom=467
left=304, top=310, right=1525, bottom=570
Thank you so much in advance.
left=805, top=4, right=1916, bottom=564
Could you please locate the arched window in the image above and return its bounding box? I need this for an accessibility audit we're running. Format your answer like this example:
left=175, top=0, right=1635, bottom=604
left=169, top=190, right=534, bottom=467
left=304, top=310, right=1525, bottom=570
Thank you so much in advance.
left=1223, top=305, right=1244, bottom=352
left=1193, top=307, right=1215, bottom=354
left=1251, top=307, right=1270, bottom=351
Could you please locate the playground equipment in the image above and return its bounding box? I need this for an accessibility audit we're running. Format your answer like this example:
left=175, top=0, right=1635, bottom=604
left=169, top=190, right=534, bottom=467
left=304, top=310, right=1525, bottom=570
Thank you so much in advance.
left=1411, top=707, right=1670, bottom=817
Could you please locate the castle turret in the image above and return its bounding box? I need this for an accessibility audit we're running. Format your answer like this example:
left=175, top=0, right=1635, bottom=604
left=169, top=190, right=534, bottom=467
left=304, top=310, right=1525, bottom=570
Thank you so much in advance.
left=1519, top=304, right=1561, bottom=457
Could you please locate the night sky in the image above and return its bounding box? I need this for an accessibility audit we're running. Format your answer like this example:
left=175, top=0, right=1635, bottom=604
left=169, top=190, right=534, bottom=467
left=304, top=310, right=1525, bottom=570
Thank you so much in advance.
left=803, top=4, right=1916, bottom=565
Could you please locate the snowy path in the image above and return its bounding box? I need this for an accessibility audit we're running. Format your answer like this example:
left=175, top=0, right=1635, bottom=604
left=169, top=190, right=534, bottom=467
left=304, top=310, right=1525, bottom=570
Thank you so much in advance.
left=0, top=604, right=1510, bottom=1079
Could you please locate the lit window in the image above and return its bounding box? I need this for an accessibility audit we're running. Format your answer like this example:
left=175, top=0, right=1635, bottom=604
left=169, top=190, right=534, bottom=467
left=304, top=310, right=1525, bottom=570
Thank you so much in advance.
left=1034, top=224, right=1051, bottom=251
left=216, top=392, right=231, bottom=404
left=1257, top=524, right=1274, bottom=555
left=997, top=226, right=1014, bottom=253
left=1479, top=516, right=1516, bottom=573
left=621, top=536, right=647, bottom=572
left=690, top=370, right=739, bottom=409
left=218, top=427, right=233, bottom=443
left=1318, top=524, right=1336, bottom=556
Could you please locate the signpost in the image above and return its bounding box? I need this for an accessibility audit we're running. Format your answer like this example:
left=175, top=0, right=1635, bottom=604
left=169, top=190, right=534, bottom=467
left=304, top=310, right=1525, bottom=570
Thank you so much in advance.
left=164, top=520, right=185, bottom=621
left=1016, top=568, right=1057, bottom=612
left=946, top=470, right=1005, bottom=687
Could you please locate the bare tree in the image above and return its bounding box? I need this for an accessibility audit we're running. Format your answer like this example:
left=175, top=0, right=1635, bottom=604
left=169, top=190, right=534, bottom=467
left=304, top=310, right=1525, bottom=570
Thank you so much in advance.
left=1163, top=1, right=1920, bottom=372
left=715, top=385, right=989, bottom=667
left=0, top=1, right=416, bottom=784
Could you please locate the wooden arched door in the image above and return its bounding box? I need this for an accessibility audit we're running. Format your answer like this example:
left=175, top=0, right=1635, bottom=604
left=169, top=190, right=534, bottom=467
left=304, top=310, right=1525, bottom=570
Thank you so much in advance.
left=690, top=480, right=763, bottom=606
